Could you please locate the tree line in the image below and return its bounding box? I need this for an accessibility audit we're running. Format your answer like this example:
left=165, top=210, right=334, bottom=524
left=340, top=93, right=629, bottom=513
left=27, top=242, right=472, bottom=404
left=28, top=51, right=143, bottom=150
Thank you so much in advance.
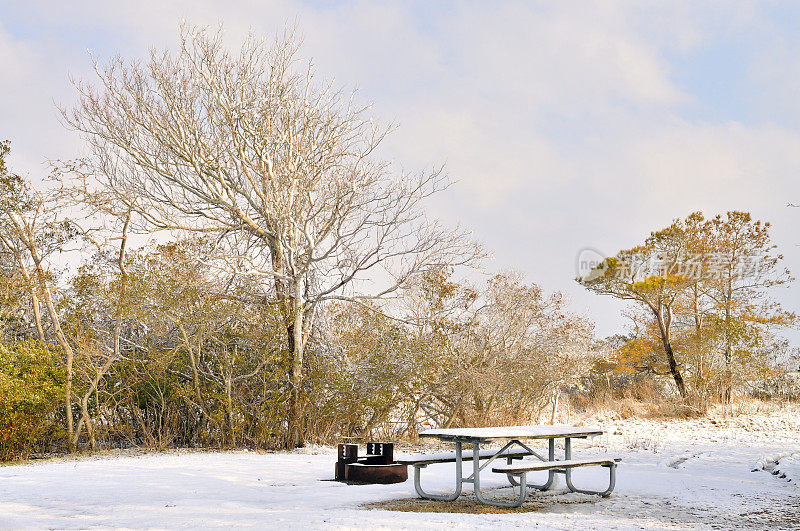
left=0, top=27, right=590, bottom=459
left=0, top=159, right=592, bottom=457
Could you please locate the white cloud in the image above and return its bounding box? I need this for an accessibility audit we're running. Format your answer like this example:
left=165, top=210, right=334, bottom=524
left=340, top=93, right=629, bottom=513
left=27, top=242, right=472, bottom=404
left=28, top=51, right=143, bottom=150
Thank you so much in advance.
left=0, top=22, right=82, bottom=176
left=1, top=1, right=799, bottom=339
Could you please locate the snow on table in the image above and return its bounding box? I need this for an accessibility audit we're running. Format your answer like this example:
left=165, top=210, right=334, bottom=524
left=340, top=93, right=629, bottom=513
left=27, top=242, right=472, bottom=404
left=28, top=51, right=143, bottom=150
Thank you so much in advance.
left=418, top=425, right=603, bottom=440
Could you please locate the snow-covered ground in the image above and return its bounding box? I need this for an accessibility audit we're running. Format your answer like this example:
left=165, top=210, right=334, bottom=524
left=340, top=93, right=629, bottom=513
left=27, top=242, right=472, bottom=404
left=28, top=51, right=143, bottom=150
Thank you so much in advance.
left=1, top=406, right=799, bottom=529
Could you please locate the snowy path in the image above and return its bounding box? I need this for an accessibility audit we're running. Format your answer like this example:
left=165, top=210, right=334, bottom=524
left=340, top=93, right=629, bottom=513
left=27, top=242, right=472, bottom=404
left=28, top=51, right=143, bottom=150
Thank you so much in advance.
left=1, top=409, right=799, bottom=529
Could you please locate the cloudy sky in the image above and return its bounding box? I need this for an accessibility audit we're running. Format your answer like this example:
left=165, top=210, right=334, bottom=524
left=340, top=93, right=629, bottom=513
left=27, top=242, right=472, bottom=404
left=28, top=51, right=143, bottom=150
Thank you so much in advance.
left=2, top=1, right=799, bottom=340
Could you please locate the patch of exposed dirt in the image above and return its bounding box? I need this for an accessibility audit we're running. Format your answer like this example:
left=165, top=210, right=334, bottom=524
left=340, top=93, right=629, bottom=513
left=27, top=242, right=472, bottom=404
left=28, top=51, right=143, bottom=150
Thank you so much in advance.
left=363, top=488, right=599, bottom=514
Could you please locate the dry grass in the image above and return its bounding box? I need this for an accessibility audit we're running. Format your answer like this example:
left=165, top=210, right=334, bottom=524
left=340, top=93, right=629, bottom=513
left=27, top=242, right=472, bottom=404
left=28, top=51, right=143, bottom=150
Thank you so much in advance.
left=363, top=489, right=599, bottom=514
left=578, top=395, right=706, bottom=421
left=363, top=498, right=541, bottom=514
left=707, top=396, right=787, bottom=417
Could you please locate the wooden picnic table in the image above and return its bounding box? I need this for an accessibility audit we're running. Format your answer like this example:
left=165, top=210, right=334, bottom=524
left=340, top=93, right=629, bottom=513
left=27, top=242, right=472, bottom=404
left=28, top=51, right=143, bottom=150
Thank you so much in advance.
left=398, top=425, right=618, bottom=508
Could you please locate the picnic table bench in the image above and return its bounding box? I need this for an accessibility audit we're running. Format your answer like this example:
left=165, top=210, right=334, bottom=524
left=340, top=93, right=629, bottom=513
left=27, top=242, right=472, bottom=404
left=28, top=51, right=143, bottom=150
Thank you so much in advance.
left=397, top=446, right=535, bottom=465
left=399, top=425, right=619, bottom=508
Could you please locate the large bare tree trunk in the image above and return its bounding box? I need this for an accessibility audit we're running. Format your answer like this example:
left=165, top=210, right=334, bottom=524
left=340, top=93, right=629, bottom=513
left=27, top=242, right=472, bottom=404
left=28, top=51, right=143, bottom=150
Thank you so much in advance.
left=14, top=259, right=46, bottom=343
left=692, top=284, right=702, bottom=331
left=287, top=279, right=305, bottom=449
left=663, top=337, right=687, bottom=398
left=654, top=305, right=687, bottom=398
left=224, top=370, right=234, bottom=447
left=30, top=291, right=45, bottom=342
left=31, top=258, right=77, bottom=449
left=722, top=293, right=733, bottom=404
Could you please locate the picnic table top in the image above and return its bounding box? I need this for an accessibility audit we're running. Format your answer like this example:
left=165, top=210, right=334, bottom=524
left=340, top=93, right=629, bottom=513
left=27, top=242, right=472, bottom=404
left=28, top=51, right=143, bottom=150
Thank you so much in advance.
left=418, top=424, right=603, bottom=441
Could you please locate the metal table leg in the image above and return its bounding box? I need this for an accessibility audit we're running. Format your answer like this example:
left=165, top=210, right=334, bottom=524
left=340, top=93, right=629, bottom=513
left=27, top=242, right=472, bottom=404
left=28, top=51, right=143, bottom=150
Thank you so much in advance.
left=412, top=441, right=464, bottom=501
left=506, top=438, right=556, bottom=490
left=471, top=441, right=528, bottom=508
left=563, top=437, right=617, bottom=497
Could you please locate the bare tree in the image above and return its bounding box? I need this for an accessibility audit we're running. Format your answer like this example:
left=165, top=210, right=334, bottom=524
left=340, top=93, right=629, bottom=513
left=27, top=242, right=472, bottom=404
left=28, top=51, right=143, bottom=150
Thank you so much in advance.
left=0, top=141, right=79, bottom=448
left=64, top=26, right=481, bottom=447
left=476, top=272, right=593, bottom=424
left=395, top=269, right=593, bottom=430
left=50, top=162, right=137, bottom=450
